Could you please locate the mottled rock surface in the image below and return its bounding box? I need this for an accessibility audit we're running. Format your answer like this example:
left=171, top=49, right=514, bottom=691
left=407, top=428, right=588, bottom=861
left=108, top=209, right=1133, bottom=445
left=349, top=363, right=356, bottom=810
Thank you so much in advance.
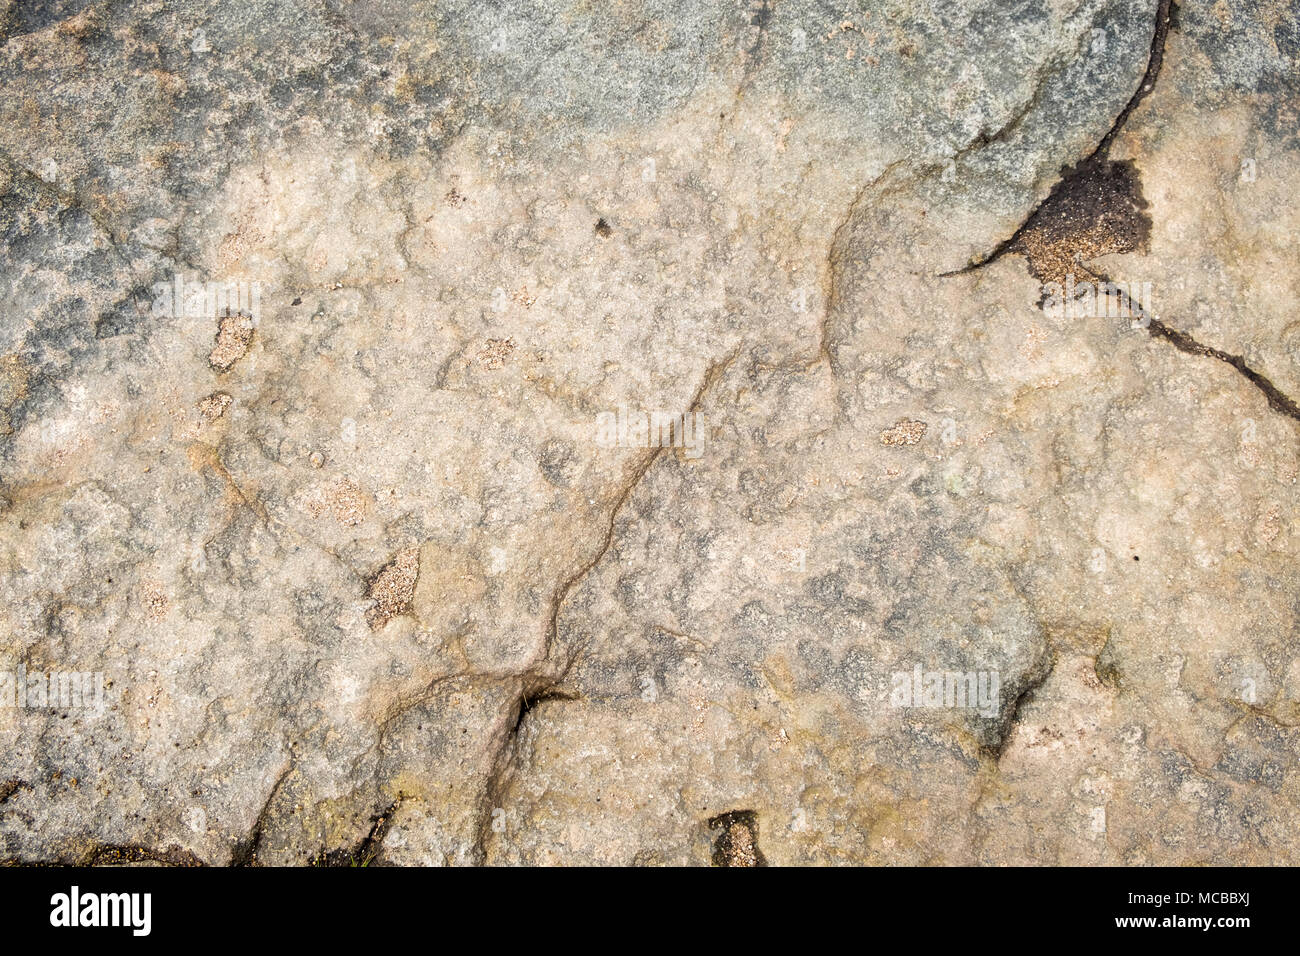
left=0, top=0, right=1297, bottom=865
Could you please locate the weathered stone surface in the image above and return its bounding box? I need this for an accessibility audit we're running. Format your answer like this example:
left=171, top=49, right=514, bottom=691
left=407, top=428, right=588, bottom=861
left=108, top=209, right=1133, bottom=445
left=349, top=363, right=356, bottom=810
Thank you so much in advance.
left=0, top=0, right=1297, bottom=865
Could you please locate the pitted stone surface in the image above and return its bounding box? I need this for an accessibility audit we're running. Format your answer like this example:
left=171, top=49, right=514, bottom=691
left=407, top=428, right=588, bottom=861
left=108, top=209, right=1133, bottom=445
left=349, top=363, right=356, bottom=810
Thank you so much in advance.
left=0, top=0, right=1297, bottom=865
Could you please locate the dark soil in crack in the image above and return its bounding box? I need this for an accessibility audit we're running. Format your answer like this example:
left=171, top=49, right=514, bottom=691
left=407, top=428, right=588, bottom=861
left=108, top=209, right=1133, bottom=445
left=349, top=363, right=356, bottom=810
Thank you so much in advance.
left=1016, top=158, right=1151, bottom=285
left=708, top=809, right=767, bottom=867
left=311, top=799, right=401, bottom=867
left=947, top=0, right=1174, bottom=278
left=945, top=0, right=1300, bottom=423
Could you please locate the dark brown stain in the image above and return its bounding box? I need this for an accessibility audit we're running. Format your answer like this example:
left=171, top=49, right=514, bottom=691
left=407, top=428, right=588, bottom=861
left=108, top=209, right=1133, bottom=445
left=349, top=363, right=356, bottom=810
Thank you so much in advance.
left=1014, top=158, right=1151, bottom=285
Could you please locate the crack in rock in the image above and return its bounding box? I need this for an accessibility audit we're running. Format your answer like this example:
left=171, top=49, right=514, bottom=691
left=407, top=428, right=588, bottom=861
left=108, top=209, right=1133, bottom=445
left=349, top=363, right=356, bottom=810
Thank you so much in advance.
left=943, top=0, right=1300, bottom=423
left=311, top=797, right=403, bottom=867
left=708, top=810, right=767, bottom=867
left=945, top=0, right=1175, bottom=276
left=1102, top=279, right=1300, bottom=423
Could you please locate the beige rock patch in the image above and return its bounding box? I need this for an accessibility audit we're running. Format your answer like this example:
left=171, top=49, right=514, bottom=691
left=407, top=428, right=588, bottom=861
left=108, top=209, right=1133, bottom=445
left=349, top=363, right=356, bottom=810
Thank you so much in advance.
left=366, top=547, right=420, bottom=629
left=301, top=475, right=370, bottom=526
left=141, top=582, right=169, bottom=620
left=208, top=312, right=255, bottom=372
left=197, top=392, right=232, bottom=420
left=477, top=338, right=515, bottom=370
left=879, top=419, right=927, bottom=446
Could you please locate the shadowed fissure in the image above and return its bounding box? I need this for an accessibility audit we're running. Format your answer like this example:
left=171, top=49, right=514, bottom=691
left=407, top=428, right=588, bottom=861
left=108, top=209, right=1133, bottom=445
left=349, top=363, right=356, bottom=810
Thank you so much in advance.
left=948, top=0, right=1300, bottom=423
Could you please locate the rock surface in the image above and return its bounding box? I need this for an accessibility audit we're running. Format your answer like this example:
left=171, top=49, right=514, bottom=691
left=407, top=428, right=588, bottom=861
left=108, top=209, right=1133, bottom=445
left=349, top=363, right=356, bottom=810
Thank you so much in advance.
left=0, top=0, right=1297, bottom=865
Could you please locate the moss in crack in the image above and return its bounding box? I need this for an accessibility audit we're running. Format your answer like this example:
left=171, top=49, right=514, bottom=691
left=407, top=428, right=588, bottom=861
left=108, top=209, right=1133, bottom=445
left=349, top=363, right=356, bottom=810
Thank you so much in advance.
left=311, top=799, right=402, bottom=867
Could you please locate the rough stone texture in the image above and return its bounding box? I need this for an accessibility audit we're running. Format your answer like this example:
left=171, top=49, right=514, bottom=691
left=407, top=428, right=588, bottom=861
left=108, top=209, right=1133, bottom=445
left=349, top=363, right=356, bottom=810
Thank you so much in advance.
left=0, top=0, right=1297, bottom=866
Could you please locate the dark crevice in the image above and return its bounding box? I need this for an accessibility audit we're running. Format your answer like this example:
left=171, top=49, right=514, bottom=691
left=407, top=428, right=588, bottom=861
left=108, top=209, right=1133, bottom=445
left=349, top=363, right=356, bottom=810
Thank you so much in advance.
left=311, top=798, right=402, bottom=867
left=512, top=686, right=580, bottom=736
left=86, top=844, right=204, bottom=867
left=982, top=654, right=1056, bottom=762
left=943, top=0, right=1175, bottom=276
left=1090, top=0, right=1174, bottom=163
left=471, top=689, right=526, bottom=864
left=3, top=842, right=203, bottom=867
left=1146, top=319, right=1300, bottom=421
left=472, top=681, right=581, bottom=863
left=708, top=809, right=767, bottom=867
left=1100, top=279, right=1300, bottom=422
left=230, top=764, right=292, bottom=867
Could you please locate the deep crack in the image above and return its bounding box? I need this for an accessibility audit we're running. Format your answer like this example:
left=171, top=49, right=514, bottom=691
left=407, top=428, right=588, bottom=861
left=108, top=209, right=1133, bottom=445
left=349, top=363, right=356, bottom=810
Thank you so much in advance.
left=941, top=0, right=1300, bottom=423
left=231, top=763, right=293, bottom=867
left=1101, top=280, right=1300, bottom=422
left=943, top=0, right=1174, bottom=276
